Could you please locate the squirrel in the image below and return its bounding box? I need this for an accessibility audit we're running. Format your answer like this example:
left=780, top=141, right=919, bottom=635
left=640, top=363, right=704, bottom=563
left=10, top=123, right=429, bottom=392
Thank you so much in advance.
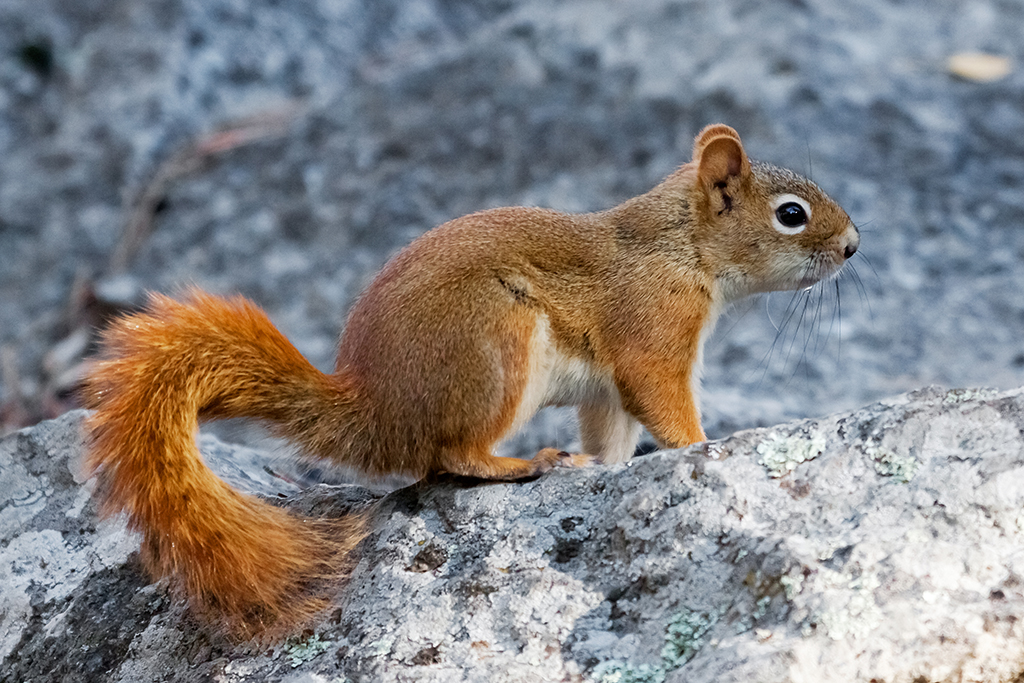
left=82, top=124, right=859, bottom=639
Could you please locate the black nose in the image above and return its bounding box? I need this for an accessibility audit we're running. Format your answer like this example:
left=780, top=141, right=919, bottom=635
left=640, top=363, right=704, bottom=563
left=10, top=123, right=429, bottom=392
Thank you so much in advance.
left=844, top=242, right=858, bottom=259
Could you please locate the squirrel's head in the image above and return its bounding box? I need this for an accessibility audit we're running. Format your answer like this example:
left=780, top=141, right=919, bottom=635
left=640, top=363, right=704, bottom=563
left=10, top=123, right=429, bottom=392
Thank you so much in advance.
left=646, top=124, right=860, bottom=302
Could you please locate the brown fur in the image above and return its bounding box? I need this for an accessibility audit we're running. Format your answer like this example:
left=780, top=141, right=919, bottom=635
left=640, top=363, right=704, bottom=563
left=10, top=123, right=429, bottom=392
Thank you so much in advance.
left=82, top=125, right=859, bottom=639
left=83, top=292, right=366, bottom=639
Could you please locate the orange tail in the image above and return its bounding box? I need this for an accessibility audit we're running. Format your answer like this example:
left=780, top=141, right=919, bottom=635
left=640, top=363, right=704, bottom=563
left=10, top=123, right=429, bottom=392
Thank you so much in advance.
left=82, top=289, right=366, bottom=639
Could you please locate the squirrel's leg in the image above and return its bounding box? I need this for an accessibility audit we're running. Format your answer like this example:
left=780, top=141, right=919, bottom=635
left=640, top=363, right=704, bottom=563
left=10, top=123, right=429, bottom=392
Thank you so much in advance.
left=610, top=352, right=707, bottom=448
left=618, top=375, right=706, bottom=448
left=439, top=445, right=589, bottom=482
left=604, top=298, right=710, bottom=449
left=578, top=400, right=642, bottom=464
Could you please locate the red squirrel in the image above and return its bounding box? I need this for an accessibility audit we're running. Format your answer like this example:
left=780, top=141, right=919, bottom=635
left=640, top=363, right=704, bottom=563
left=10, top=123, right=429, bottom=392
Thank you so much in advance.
left=83, top=124, right=859, bottom=639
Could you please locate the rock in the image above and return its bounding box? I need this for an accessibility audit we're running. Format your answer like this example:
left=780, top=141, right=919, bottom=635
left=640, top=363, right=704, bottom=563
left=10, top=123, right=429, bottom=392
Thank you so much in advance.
left=3, top=387, right=1024, bottom=682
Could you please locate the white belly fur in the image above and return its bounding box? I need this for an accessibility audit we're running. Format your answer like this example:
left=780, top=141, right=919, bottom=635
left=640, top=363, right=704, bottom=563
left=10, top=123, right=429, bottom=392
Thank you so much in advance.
left=506, top=314, right=637, bottom=461
left=507, top=292, right=724, bottom=462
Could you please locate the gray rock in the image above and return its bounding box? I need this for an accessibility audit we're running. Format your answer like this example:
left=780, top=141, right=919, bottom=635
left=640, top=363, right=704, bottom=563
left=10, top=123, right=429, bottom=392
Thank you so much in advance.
left=4, top=0, right=1024, bottom=445
left=3, top=387, right=1024, bottom=682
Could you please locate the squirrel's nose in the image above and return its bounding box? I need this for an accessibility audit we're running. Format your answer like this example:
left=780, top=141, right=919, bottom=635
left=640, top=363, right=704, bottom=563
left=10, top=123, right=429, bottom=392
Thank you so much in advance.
left=842, top=224, right=860, bottom=260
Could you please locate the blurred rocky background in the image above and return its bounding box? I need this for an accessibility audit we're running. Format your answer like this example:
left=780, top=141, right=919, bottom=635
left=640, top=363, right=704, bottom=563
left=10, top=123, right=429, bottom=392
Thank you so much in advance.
left=2, top=0, right=1024, bottom=452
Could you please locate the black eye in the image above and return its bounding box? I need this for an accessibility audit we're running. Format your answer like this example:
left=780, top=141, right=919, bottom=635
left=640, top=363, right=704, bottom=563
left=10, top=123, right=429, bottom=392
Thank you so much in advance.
left=775, top=202, right=808, bottom=228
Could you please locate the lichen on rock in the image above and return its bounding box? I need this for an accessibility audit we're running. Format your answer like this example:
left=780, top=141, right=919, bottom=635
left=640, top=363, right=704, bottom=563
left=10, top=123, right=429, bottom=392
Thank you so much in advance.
left=3, top=386, right=1024, bottom=681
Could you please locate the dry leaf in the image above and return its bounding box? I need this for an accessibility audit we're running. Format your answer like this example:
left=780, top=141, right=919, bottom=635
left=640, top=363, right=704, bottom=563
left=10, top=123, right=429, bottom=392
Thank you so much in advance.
left=947, top=52, right=1012, bottom=83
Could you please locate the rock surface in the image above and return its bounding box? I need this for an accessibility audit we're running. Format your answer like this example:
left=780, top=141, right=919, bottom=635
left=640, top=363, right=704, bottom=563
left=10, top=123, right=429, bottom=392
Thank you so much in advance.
left=3, top=386, right=1024, bottom=682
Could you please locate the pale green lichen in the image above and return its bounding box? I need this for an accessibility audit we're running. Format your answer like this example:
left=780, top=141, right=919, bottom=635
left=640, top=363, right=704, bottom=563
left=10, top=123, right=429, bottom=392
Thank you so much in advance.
left=592, top=662, right=666, bottom=683
left=943, top=388, right=999, bottom=404
left=661, top=609, right=714, bottom=668
left=591, top=609, right=716, bottom=682
left=870, top=449, right=920, bottom=483
left=751, top=595, right=771, bottom=620
left=779, top=573, right=803, bottom=600
left=369, top=636, right=395, bottom=657
left=282, top=632, right=333, bottom=668
left=735, top=595, right=772, bottom=634
left=756, top=432, right=827, bottom=478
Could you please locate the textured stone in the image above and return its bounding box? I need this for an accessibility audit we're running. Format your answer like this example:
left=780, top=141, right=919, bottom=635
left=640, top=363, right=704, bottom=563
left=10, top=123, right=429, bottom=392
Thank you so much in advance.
left=3, top=387, right=1024, bottom=682
left=3, top=0, right=1024, bottom=442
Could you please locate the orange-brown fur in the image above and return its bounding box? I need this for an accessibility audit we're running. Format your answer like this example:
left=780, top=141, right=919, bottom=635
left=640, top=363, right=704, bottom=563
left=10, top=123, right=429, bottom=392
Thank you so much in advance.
left=82, top=125, right=859, bottom=639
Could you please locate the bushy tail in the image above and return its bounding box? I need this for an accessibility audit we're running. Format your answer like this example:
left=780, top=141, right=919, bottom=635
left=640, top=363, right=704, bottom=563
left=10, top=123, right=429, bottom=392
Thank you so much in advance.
left=82, top=289, right=366, bottom=639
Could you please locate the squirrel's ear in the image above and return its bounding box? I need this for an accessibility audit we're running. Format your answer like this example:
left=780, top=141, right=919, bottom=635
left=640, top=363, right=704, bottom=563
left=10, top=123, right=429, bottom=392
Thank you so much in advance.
left=693, top=124, right=750, bottom=187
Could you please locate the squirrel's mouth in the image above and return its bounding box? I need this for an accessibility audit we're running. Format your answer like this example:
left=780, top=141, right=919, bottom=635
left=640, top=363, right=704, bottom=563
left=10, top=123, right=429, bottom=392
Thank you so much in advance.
left=796, top=252, right=846, bottom=289
left=717, top=249, right=848, bottom=300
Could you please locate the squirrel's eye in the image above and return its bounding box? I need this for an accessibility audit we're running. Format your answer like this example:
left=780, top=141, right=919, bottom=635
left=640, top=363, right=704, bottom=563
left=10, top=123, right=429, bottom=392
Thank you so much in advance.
left=771, top=194, right=812, bottom=235
left=776, top=202, right=807, bottom=228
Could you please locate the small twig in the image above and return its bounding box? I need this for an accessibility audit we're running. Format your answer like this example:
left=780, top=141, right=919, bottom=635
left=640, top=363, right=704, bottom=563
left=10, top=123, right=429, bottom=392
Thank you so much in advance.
left=108, top=102, right=305, bottom=274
